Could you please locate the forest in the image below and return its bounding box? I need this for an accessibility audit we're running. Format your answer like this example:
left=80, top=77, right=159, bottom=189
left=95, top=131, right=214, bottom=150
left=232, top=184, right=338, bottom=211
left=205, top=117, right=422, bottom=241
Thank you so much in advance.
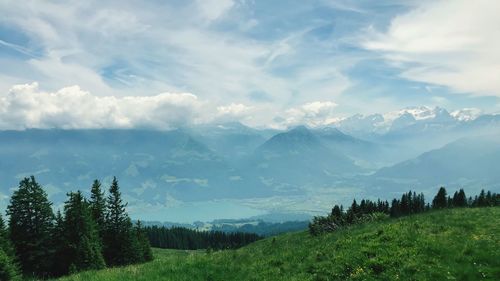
left=0, top=176, right=264, bottom=280
left=0, top=176, right=152, bottom=280
left=145, top=226, right=262, bottom=250
left=309, top=187, right=500, bottom=235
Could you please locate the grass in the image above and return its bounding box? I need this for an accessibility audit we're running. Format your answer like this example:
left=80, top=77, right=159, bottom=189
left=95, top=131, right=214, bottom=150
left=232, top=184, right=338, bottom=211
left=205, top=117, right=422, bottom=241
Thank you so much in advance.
left=55, top=207, right=500, bottom=281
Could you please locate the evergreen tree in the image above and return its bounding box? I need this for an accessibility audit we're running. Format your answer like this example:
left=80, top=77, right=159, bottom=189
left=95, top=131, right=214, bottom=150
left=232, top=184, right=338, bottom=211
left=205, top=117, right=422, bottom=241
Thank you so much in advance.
left=452, top=189, right=467, bottom=207
left=89, top=180, right=106, bottom=243
left=400, top=193, right=410, bottom=215
left=0, top=215, right=19, bottom=281
left=6, top=176, right=54, bottom=277
left=485, top=191, right=493, bottom=206
left=331, top=205, right=343, bottom=220
left=135, top=221, right=153, bottom=262
left=0, top=214, right=14, bottom=258
left=61, top=191, right=105, bottom=274
left=432, top=187, right=448, bottom=209
left=104, top=177, right=140, bottom=266
left=477, top=190, right=486, bottom=207
left=52, top=210, right=68, bottom=276
left=390, top=199, right=401, bottom=217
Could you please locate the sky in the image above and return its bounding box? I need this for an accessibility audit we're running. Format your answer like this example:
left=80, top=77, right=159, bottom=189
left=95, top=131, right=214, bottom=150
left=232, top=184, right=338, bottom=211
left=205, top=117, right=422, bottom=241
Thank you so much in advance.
left=0, top=0, right=499, bottom=129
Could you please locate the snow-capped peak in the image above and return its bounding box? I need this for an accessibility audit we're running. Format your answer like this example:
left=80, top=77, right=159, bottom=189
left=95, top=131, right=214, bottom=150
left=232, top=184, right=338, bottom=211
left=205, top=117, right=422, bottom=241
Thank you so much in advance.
left=383, top=106, right=449, bottom=123
left=450, top=108, right=482, bottom=122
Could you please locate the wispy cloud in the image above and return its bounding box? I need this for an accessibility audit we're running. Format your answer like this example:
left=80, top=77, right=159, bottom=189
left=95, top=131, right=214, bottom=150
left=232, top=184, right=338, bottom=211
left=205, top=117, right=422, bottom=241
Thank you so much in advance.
left=0, top=0, right=498, bottom=128
left=364, top=0, right=500, bottom=97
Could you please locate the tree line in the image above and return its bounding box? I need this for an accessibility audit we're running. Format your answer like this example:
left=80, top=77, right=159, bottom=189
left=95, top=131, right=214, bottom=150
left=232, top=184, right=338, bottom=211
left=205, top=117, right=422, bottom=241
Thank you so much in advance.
left=145, top=225, right=262, bottom=250
left=309, top=187, right=500, bottom=235
left=0, top=176, right=152, bottom=280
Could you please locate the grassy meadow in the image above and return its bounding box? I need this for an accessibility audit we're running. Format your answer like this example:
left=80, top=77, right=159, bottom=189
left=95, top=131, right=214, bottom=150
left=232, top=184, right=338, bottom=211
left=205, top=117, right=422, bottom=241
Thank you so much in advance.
left=54, top=207, right=500, bottom=281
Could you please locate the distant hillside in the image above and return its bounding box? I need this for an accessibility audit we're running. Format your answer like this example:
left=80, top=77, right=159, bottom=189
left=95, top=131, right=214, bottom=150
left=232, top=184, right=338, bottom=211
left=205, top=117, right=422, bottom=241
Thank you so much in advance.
left=0, top=129, right=271, bottom=204
left=248, top=126, right=361, bottom=187
left=57, top=207, right=500, bottom=281
left=372, top=137, right=500, bottom=192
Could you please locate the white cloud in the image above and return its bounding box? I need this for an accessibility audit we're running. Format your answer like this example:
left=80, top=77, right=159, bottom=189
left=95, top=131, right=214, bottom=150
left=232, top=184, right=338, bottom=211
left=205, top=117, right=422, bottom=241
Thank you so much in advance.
left=282, top=101, right=340, bottom=127
left=195, top=0, right=234, bottom=22
left=216, top=103, right=252, bottom=118
left=0, top=82, right=203, bottom=130
left=0, top=0, right=356, bottom=112
left=0, top=82, right=346, bottom=130
left=364, top=0, right=500, bottom=96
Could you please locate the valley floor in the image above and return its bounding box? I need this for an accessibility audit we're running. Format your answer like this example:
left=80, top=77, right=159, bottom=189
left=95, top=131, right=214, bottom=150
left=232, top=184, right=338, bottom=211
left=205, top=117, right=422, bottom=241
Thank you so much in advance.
left=54, top=207, right=500, bottom=281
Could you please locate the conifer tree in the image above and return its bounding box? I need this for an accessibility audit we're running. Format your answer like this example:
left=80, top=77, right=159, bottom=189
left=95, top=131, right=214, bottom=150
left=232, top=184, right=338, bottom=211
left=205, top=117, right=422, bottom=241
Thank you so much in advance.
left=61, top=191, right=105, bottom=274
left=89, top=180, right=106, bottom=242
left=52, top=210, right=68, bottom=276
left=7, top=176, right=54, bottom=277
left=135, top=221, right=153, bottom=262
left=390, top=198, right=401, bottom=217
left=104, top=177, right=140, bottom=266
left=432, top=187, right=448, bottom=209
left=0, top=215, right=14, bottom=258
left=0, top=215, right=19, bottom=281
left=477, top=189, right=486, bottom=207
left=452, top=189, right=467, bottom=207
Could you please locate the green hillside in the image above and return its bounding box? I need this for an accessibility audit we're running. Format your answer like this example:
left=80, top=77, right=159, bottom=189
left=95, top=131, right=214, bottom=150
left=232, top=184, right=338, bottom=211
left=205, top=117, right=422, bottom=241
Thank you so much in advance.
left=56, top=207, right=500, bottom=281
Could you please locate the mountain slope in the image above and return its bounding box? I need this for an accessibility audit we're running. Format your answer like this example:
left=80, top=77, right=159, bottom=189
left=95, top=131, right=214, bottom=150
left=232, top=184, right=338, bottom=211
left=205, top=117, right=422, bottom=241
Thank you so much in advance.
left=57, top=207, right=500, bottom=281
left=186, top=122, right=274, bottom=160
left=372, top=137, right=500, bottom=191
left=247, top=126, right=361, bottom=188
left=0, top=129, right=272, bottom=205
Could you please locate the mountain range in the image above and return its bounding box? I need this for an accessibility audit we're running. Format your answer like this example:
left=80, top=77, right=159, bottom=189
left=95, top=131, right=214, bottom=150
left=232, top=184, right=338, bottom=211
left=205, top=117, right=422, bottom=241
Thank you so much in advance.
left=0, top=106, right=499, bottom=222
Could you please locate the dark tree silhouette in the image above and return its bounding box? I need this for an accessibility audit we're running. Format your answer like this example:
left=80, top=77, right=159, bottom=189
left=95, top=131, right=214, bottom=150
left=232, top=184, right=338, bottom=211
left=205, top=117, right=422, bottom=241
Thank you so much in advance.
left=6, top=176, right=55, bottom=277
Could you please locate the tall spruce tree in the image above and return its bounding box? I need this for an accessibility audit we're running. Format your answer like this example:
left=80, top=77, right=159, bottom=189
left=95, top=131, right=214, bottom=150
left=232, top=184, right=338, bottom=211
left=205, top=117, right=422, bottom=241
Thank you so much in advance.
left=89, top=180, right=106, bottom=243
left=6, top=176, right=54, bottom=277
left=104, top=177, right=140, bottom=266
left=432, top=187, right=448, bottom=209
left=61, top=191, right=105, bottom=274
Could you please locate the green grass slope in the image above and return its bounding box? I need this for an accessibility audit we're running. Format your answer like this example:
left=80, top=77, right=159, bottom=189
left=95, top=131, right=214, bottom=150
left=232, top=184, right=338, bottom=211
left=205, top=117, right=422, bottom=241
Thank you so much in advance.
left=56, top=207, right=500, bottom=281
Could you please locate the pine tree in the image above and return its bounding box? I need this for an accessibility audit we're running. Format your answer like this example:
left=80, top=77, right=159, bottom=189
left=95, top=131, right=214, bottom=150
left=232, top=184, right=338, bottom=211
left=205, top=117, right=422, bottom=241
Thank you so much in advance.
left=0, top=214, right=14, bottom=258
left=0, top=215, right=19, bottom=281
left=331, top=205, right=342, bottom=220
left=51, top=210, right=67, bottom=276
left=89, top=180, right=106, bottom=243
left=400, top=193, right=410, bottom=215
left=477, top=190, right=486, bottom=207
left=61, top=191, right=105, bottom=274
left=453, top=189, right=467, bottom=207
left=104, top=177, right=140, bottom=266
left=7, top=176, right=54, bottom=277
left=135, top=221, right=153, bottom=262
left=432, top=187, right=448, bottom=209
left=390, top=198, right=401, bottom=217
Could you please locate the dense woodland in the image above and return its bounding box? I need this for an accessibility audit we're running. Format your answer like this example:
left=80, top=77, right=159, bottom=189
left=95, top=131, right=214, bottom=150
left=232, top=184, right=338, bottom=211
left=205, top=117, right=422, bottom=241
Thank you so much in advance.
left=0, top=176, right=152, bottom=280
left=210, top=220, right=310, bottom=237
left=145, top=226, right=262, bottom=250
left=309, top=187, right=500, bottom=235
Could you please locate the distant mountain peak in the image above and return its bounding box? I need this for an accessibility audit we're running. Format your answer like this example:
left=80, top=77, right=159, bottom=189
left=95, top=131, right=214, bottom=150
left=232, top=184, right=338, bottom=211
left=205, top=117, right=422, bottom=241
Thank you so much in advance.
left=289, top=125, right=310, bottom=133
left=451, top=108, right=482, bottom=122
left=258, top=125, right=320, bottom=151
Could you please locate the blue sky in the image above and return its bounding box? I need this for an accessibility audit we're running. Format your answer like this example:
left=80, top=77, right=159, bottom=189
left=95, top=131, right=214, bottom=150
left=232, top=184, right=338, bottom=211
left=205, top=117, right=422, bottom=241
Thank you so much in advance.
left=0, top=0, right=499, bottom=129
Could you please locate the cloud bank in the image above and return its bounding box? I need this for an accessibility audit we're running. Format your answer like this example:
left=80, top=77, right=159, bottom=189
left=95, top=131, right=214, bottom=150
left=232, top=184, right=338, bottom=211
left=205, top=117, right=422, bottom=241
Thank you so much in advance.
left=0, top=82, right=203, bottom=130
left=0, top=82, right=345, bottom=130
